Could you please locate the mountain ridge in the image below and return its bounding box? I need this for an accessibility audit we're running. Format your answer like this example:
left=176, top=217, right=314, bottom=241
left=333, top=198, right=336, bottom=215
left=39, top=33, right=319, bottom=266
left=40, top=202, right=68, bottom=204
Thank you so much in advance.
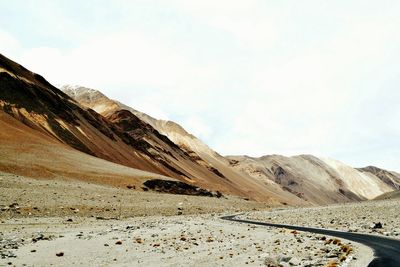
left=0, top=52, right=397, bottom=206
left=61, top=84, right=398, bottom=205
left=0, top=53, right=300, bottom=203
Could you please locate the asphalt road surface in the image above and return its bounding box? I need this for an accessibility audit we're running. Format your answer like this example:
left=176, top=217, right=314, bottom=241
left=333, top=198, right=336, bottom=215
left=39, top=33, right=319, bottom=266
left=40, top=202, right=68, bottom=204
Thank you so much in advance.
left=221, top=214, right=400, bottom=267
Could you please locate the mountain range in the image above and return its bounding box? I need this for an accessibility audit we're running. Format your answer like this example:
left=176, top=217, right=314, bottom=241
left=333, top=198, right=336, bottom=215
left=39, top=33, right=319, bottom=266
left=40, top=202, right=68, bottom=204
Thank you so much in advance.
left=1, top=52, right=399, bottom=205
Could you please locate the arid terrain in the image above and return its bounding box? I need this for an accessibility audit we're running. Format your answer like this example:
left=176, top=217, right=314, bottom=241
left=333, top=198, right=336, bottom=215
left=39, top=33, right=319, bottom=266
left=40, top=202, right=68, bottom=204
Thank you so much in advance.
left=1, top=53, right=399, bottom=267
left=0, top=172, right=269, bottom=219
left=0, top=215, right=373, bottom=267
left=0, top=171, right=379, bottom=267
left=246, top=198, right=400, bottom=239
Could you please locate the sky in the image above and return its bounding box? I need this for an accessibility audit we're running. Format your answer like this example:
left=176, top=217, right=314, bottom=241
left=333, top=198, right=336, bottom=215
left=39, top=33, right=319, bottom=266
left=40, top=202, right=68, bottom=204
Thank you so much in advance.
left=1, top=0, right=399, bottom=171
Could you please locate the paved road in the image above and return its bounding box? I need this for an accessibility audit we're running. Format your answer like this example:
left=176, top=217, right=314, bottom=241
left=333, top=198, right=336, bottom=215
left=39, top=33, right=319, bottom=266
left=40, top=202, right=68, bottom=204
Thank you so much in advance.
left=221, top=214, right=400, bottom=267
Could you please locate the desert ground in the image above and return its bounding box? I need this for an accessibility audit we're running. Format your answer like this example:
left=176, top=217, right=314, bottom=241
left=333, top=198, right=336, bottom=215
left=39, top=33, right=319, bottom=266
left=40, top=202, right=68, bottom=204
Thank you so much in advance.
left=0, top=214, right=372, bottom=267
left=0, top=172, right=386, bottom=266
left=246, top=199, right=400, bottom=239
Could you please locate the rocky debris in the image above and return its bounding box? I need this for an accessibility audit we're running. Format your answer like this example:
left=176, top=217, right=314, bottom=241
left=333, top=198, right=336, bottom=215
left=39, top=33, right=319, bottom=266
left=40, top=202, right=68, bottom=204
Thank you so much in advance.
left=277, top=255, right=291, bottom=263
left=249, top=199, right=400, bottom=239
left=0, top=250, right=16, bottom=259
left=143, top=179, right=223, bottom=198
left=264, top=256, right=278, bottom=266
left=0, top=207, right=373, bottom=266
left=135, top=237, right=143, bottom=244
left=95, top=216, right=117, bottom=220
left=0, top=235, right=24, bottom=259
left=32, top=233, right=55, bottom=243
left=288, top=257, right=301, bottom=266
left=1, top=203, right=20, bottom=214
left=56, top=252, right=64, bottom=257
left=372, top=222, right=383, bottom=229
left=9, top=203, right=19, bottom=210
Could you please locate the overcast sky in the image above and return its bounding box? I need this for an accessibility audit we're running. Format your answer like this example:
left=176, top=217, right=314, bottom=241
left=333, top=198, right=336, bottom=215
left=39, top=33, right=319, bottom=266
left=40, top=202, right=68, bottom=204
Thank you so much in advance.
left=1, top=0, right=399, bottom=171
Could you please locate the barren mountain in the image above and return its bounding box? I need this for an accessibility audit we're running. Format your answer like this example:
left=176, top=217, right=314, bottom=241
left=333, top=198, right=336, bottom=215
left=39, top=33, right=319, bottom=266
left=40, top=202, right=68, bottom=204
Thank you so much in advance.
left=62, top=85, right=221, bottom=159
left=61, top=85, right=399, bottom=205
left=1, top=53, right=396, bottom=206
left=0, top=53, right=299, bottom=203
left=62, top=86, right=307, bottom=204
left=227, top=155, right=395, bottom=204
left=358, top=166, right=400, bottom=190
left=0, top=110, right=168, bottom=187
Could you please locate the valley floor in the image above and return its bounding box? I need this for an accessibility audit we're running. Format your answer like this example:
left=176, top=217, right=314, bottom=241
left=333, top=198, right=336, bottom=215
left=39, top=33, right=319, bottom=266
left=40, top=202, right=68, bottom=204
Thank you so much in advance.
left=3, top=172, right=398, bottom=266
left=247, top=199, right=400, bottom=239
left=0, top=172, right=268, bottom=218
left=0, top=214, right=371, bottom=267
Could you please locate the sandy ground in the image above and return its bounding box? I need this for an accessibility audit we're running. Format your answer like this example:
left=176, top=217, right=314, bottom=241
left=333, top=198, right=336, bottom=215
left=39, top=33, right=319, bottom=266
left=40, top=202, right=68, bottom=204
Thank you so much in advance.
left=0, top=172, right=380, bottom=266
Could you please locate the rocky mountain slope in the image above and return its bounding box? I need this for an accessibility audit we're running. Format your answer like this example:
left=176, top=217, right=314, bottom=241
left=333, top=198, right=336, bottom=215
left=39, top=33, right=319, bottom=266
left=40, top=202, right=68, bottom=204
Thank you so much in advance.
left=0, top=110, right=168, bottom=187
left=62, top=85, right=304, bottom=204
left=61, top=85, right=398, bottom=205
left=358, top=166, right=400, bottom=190
left=0, top=53, right=299, bottom=203
left=0, top=53, right=397, bottom=205
left=227, top=155, right=394, bottom=204
left=61, top=85, right=222, bottom=160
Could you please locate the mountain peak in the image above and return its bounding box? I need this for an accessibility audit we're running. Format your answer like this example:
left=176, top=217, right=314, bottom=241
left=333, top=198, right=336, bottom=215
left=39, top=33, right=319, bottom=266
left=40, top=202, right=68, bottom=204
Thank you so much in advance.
left=61, top=85, right=105, bottom=101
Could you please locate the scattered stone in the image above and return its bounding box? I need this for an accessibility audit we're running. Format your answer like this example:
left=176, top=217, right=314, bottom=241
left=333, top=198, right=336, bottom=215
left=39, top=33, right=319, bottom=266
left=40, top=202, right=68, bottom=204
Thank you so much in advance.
left=372, top=222, right=383, bottom=229
left=0, top=250, right=17, bottom=259
left=264, top=257, right=278, bottom=266
left=56, top=252, right=64, bottom=257
left=277, top=255, right=292, bottom=263
left=9, top=203, right=19, bottom=209
left=289, top=257, right=301, bottom=266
